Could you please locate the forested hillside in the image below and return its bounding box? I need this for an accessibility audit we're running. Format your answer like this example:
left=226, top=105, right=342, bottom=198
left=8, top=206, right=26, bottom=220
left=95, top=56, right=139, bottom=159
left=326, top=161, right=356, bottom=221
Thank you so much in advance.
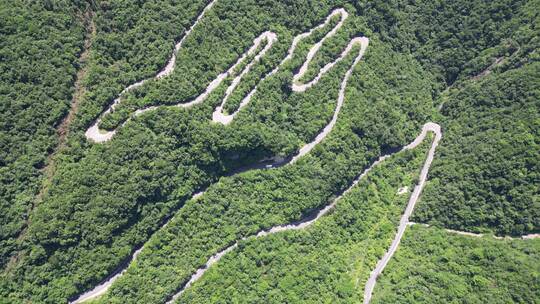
left=371, top=225, right=540, bottom=303
left=90, top=34, right=435, bottom=303
left=414, top=61, right=540, bottom=236
left=163, top=135, right=433, bottom=304
left=362, top=0, right=530, bottom=85
left=0, top=0, right=538, bottom=303
left=413, top=0, right=540, bottom=235
left=0, top=0, right=88, bottom=268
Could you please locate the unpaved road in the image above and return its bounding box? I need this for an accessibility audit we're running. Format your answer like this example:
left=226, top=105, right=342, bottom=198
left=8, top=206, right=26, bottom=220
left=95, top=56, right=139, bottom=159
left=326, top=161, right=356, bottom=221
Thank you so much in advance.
left=408, top=222, right=540, bottom=240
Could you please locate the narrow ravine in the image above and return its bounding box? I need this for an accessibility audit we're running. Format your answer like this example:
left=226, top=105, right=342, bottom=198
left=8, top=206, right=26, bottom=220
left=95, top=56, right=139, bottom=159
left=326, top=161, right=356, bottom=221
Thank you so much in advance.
left=12, top=6, right=95, bottom=242
left=72, top=7, right=368, bottom=303
left=39, top=9, right=95, bottom=203
left=472, top=56, right=505, bottom=80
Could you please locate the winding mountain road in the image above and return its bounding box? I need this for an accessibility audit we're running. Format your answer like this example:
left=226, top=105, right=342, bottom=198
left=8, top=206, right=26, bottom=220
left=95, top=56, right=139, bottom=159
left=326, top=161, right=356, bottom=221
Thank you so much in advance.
left=85, top=27, right=275, bottom=142
left=72, top=3, right=533, bottom=304
left=85, top=0, right=218, bottom=142
left=85, top=7, right=354, bottom=141
left=75, top=4, right=457, bottom=303
left=73, top=6, right=368, bottom=303
left=407, top=222, right=540, bottom=240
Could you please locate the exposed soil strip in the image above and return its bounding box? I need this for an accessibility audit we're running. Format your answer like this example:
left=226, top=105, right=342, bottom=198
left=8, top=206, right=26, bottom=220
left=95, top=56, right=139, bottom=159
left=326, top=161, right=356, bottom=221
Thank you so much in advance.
left=7, top=9, right=96, bottom=270
left=472, top=56, right=505, bottom=80
left=39, top=9, right=95, bottom=203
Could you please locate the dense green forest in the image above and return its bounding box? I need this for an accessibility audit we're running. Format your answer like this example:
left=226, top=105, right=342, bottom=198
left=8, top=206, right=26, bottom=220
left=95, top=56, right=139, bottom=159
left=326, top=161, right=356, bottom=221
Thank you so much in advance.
left=160, top=135, right=433, bottom=304
left=0, top=0, right=538, bottom=303
left=0, top=0, right=87, bottom=268
left=412, top=0, right=539, bottom=236
left=1, top=1, right=435, bottom=301
left=361, top=0, right=532, bottom=85
left=371, top=225, right=540, bottom=303
left=91, top=36, right=434, bottom=303
left=414, top=61, right=540, bottom=236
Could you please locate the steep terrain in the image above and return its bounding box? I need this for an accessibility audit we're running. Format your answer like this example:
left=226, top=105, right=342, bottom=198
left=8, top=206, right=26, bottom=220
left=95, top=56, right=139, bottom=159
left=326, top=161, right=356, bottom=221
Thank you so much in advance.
left=0, top=0, right=538, bottom=303
left=0, top=0, right=88, bottom=269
